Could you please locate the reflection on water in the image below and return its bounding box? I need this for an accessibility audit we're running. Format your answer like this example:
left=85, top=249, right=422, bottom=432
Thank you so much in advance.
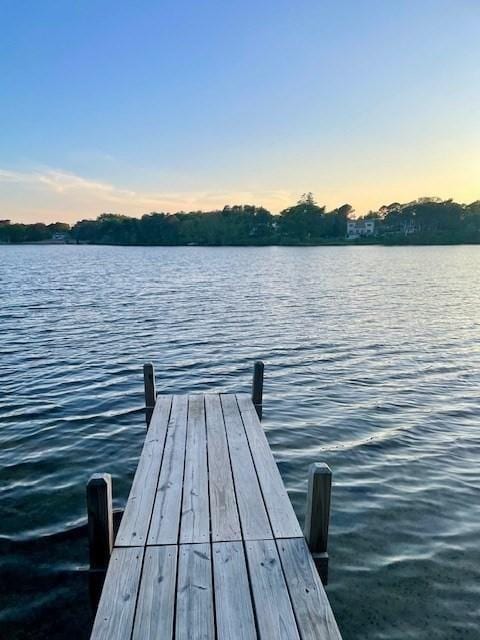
left=1, top=245, right=479, bottom=639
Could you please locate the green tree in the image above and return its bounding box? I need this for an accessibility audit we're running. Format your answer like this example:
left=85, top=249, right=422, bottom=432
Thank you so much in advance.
left=278, top=193, right=326, bottom=242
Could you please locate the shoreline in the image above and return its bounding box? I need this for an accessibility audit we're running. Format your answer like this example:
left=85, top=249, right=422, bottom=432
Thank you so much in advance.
left=1, top=240, right=480, bottom=247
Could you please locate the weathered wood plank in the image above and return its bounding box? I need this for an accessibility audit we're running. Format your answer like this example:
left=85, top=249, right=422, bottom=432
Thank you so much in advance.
left=205, top=394, right=241, bottom=542
left=245, top=539, right=300, bottom=640
left=115, top=395, right=172, bottom=546
left=277, top=537, right=342, bottom=640
left=132, top=545, right=177, bottom=640
left=180, top=395, right=209, bottom=544
left=237, top=394, right=302, bottom=539
left=90, top=547, right=143, bottom=640
left=148, top=394, right=189, bottom=545
left=213, top=541, right=257, bottom=640
left=175, top=543, right=215, bottom=640
left=221, top=394, right=272, bottom=540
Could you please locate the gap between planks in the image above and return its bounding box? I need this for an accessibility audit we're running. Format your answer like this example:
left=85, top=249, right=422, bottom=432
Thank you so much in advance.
left=91, top=538, right=341, bottom=640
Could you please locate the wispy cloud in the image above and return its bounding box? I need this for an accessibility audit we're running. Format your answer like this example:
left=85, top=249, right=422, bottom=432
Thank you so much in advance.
left=0, top=169, right=30, bottom=183
left=0, top=167, right=294, bottom=223
left=0, top=168, right=134, bottom=198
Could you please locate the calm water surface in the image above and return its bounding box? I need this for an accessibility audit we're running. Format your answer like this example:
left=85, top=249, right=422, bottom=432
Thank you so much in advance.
left=1, top=245, right=479, bottom=639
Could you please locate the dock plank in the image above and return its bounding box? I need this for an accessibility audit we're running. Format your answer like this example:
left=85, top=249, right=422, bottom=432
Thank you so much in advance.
left=221, top=394, right=272, bottom=540
left=237, top=394, right=303, bottom=539
left=245, top=539, right=300, bottom=640
left=205, top=394, right=241, bottom=542
left=147, top=395, right=188, bottom=545
left=90, top=547, right=143, bottom=640
left=213, top=541, right=257, bottom=640
left=132, top=545, right=177, bottom=640
left=277, top=537, right=342, bottom=640
left=175, top=543, right=215, bottom=640
left=115, top=396, right=172, bottom=546
left=180, top=395, right=209, bottom=544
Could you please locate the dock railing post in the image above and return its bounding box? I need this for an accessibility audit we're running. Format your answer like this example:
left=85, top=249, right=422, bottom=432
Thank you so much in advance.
left=87, top=473, right=113, bottom=610
left=251, top=360, right=264, bottom=420
left=144, top=362, right=156, bottom=427
left=304, top=462, right=332, bottom=585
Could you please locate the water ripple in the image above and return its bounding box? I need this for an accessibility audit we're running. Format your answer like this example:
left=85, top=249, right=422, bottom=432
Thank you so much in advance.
left=1, top=244, right=480, bottom=639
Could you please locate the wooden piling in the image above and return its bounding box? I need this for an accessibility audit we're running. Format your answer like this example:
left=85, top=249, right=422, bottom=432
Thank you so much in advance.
left=251, top=360, right=264, bottom=420
left=87, top=473, right=113, bottom=610
left=304, top=462, right=332, bottom=585
left=144, top=363, right=156, bottom=426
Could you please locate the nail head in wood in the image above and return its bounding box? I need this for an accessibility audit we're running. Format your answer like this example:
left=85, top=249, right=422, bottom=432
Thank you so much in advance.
left=304, top=462, right=332, bottom=584
left=251, top=360, right=264, bottom=420
left=144, top=362, right=156, bottom=426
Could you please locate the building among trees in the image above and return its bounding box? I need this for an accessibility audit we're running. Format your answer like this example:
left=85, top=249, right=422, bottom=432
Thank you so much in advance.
left=346, top=219, right=376, bottom=239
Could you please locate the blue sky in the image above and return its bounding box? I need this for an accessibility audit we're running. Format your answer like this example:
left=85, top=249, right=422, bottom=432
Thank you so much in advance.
left=1, top=0, right=479, bottom=222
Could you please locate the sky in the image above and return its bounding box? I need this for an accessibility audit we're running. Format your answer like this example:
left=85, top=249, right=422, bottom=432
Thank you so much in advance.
left=1, top=0, right=480, bottom=223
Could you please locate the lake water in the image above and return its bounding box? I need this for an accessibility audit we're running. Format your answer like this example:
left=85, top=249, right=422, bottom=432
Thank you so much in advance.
left=1, top=244, right=479, bottom=639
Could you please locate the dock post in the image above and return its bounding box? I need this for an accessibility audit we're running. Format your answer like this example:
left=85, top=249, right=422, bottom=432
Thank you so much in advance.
left=304, top=463, right=331, bottom=585
left=251, top=360, right=264, bottom=420
left=87, top=473, right=113, bottom=610
left=144, top=362, right=156, bottom=426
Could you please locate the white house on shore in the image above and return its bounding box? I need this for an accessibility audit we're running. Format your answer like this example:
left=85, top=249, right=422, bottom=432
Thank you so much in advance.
left=346, top=219, right=376, bottom=239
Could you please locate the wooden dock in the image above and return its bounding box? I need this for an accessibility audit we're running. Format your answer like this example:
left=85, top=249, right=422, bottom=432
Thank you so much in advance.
left=88, top=363, right=342, bottom=639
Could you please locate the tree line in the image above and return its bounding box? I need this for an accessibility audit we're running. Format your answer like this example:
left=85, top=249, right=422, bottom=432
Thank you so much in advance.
left=1, top=195, right=480, bottom=245
left=0, top=221, right=71, bottom=243
left=369, top=198, right=480, bottom=244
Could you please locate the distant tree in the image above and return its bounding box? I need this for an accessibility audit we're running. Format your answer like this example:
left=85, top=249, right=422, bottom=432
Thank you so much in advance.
left=138, top=212, right=179, bottom=244
left=323, top=203, right=353, bottom=237
left=337, top=204, right=354, bottom=218
left=279, top=193, right=326, bottom=242
left=47, top=222, right=71, bottom=233
left=298, top=192, right=317, bottom=206
left=71, top=219, right=100, bottom=243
